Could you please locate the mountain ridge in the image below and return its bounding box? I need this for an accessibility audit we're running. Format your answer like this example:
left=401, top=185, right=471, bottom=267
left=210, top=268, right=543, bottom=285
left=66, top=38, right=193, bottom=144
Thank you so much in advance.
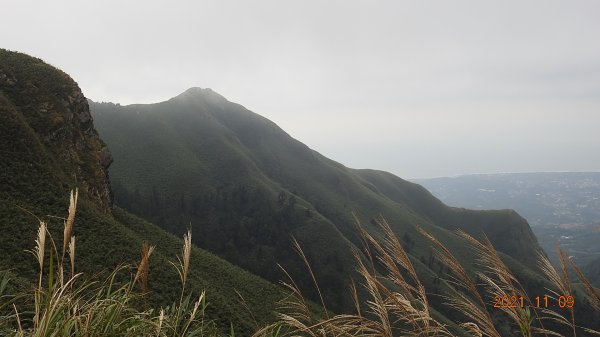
left=91, top=86, right=549, bottom=316
left=0, top=49, right=283, bottom=334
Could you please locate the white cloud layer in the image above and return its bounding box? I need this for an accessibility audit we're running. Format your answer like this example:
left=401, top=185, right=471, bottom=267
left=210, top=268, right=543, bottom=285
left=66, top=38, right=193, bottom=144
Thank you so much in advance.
left=3, top=0, right=600, bottom=178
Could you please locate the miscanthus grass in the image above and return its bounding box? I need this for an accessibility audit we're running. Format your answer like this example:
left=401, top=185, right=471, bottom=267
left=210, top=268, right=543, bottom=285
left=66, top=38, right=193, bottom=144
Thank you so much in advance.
left=0, top=190, right=225, bottom=337
left=2, top=190, right=600, bottom=337
left=255, top=216, right=600, bottom=337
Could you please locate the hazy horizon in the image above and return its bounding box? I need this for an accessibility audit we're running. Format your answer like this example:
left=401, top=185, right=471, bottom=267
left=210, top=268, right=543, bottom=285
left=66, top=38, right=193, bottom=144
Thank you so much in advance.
left=92, top=90, right=600, bottom=180
left=4, top=0, right=600, bottom=179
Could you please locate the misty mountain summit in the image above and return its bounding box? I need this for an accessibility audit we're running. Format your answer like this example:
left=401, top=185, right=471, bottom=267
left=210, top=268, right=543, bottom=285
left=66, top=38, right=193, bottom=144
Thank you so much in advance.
left=170, top=87, right=227, bottom=104
left=91, top=86, right=547, bottom=316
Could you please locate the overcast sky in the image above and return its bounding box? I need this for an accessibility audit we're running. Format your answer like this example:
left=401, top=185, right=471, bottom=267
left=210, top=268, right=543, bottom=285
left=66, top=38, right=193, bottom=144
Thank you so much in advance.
left=3, top=0, right=600, bottom=178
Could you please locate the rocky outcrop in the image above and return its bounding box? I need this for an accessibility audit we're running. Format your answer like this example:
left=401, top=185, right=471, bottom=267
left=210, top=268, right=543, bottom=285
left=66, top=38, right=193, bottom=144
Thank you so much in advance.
left=0, top=49, right=113, bottom=213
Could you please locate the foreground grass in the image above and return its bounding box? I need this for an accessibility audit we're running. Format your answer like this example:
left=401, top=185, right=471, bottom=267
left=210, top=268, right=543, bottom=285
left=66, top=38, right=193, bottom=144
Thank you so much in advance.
left=2, top=191, right=600, bottom=336
left=257, top=217, right=600, bottom=337
left=0, top=190, right=223, bottom=337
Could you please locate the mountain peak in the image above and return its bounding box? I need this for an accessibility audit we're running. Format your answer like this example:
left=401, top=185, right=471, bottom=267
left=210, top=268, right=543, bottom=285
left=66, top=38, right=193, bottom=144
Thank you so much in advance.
left=172, top=87, right=227, bottom=103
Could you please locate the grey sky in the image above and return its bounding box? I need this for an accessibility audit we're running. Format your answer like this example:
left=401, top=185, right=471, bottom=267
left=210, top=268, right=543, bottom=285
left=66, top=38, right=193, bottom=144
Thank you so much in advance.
left=3, top=0, right=600, bottom=178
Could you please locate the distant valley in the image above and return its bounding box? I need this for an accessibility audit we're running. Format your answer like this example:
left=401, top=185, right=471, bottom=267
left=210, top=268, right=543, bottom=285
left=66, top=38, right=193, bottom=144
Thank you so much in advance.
left=416, top=172, right=600, bottom=272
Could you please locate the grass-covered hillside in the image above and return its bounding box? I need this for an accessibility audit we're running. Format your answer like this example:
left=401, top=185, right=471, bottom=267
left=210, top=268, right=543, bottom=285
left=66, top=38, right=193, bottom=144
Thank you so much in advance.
left=91, top=87, right=551, bottom=319
left=0, top=49, right=284, bottom=335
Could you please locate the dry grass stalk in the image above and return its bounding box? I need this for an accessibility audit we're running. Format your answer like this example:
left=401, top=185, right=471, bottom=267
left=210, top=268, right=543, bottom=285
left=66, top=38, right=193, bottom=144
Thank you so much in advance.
left=350, top=218, right=454, bottom=337
left=353, top=249, right=393, bottom=337
left=68, top=236, right=76, bottom=279
left=30, top=220, right=48, bottom=301
left=556, top=248, right=573, bottom=301
left=419, top=228, right=501, bottom=337
left=568, top=256, right=600, bottom=313
left=62, top=189, right=78, bottom=260
left=134, top=242, right=155, bottom=294
left=571, top=269, right=600, bottom=311
left=457, top=231, right=535, bottom=337
left=181, top=229, right=191, bottom=290
left=33, top=221, right=47, bottom=273
left=350, top=279, right=362, bottom=318
left=184, top=291, right=206, bottom=332
left=171, top=228, right=193, bottom=306
left=156, top=308, right=165, bottom=335
left=377, top=217, right=421, bottom=292
left=13, top=303, right=23, bottom=336
left=277, top=263, right=314, bottom=325
left=367, top=217, right=443, bottom=335
left=292, top=237, right=329, bottom=319
left=460, top=322, right=483, bottom=337
left=538, top=250, right=568, bottom=300
left=457, top=231, right=521, bottom=291
left=536, top=247, right=578, bottom=335
left=355, top=223, right=416, bottom=302
left=235, top=289, right=259, bottom=328
left=352, top=213, right=377, bottom=275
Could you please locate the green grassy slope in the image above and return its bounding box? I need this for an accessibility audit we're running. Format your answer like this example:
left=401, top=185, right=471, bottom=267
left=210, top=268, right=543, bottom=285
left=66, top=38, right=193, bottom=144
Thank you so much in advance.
left=91, top=87, right=548, bottom=316
left=0, top=49, right=283, bottom=334
left=353, top=169, right=542, bottom=269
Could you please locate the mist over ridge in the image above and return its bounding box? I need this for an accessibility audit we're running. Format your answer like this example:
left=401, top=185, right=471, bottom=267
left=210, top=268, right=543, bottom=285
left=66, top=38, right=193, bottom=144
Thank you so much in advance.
left=3, top=0, right=600, bottom=178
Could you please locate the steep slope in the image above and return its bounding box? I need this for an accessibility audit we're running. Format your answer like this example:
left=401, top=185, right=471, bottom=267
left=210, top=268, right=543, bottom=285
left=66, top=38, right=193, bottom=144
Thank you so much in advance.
left=354, top=169, right=541, bottom=268
left=0, top=49, right=282, bottom=334
left=91, top=87, right=548, bottom=315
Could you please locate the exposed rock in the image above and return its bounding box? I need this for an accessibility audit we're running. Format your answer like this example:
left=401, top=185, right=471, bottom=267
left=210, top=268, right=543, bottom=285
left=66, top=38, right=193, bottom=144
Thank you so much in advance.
left=0, top=49, right=114, bottom=214
left=99, top=146, right=113, bottom=169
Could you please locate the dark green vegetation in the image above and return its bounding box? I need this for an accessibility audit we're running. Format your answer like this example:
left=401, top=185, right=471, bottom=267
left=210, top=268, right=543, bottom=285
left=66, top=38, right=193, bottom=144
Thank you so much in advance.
left=0, top=49, right=283, bottom=334
left=89, top=87, right=587, bottom=326
left=416, top=173, right=600, bottom=274
left=584, top=257, right=600, bottom=287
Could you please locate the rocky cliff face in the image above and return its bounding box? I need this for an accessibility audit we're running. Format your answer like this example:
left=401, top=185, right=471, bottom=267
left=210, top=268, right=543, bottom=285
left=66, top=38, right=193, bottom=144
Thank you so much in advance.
left=0, top=49, right=113, bottom=213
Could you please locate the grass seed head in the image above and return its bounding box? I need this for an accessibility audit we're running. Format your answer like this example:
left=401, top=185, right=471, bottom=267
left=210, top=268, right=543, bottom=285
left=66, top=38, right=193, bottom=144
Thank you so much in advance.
left=63, top=189, right=78, bottom=259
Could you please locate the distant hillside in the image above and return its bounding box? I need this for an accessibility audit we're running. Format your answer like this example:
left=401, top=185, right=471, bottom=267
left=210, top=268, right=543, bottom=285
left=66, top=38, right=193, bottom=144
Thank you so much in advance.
left=91, top=87, right=550, bottom=320
left=415, top=173, right=600, bottom=268
left=0, top=49, right=283, bottom=334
